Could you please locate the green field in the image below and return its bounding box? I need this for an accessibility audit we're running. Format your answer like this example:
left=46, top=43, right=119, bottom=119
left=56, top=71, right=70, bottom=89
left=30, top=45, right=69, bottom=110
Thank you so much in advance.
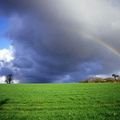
left=0, top=83, right=120, bottom=120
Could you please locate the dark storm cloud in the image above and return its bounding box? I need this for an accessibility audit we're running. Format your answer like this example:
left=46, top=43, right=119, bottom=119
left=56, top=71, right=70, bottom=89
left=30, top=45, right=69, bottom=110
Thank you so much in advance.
left=0, top=60, right=13, bottom=76
left=0, top=66, right=12, bottom=76
left=0, top=0, right=120, bottom=83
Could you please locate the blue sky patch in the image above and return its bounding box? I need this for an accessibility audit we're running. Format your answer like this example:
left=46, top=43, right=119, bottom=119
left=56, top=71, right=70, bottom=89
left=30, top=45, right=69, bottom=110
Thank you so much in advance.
left=0, top=16, right=11, bottom=49
left=0, top=38, right=11, bottom=49
left=0, top=16, right=8, bottom=35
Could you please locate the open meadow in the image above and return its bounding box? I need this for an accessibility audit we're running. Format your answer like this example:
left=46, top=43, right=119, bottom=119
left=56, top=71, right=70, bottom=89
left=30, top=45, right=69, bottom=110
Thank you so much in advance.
left=0, top=83, right=120, bottom=120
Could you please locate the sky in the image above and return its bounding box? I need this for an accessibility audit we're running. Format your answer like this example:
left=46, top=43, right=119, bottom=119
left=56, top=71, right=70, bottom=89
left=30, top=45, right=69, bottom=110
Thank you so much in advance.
left=0, top=38, right=11, bottom=49
left=0, top=0, right=120, bottom=83
left=0, top=17, right=10, bottom=49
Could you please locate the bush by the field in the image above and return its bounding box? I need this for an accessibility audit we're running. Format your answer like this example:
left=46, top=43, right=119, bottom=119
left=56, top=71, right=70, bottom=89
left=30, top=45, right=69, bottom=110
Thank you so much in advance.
left=81, top=77, right=120, bottom=83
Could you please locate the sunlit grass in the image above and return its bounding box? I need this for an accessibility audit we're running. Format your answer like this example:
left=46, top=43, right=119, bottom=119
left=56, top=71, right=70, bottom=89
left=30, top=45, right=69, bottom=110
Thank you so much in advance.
left=0, top=83, right=120, bottom=120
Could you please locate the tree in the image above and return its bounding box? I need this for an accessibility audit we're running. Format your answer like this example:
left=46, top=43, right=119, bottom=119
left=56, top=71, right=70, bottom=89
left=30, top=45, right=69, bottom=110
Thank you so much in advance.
left=5, top=74, right=13, bottom=84
left=112, top=74, right=119, bottom=80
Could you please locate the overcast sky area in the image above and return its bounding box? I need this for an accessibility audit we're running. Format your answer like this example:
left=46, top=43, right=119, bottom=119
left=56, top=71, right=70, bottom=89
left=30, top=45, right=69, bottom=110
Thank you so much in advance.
left=0, top=0, right=120, bottom=83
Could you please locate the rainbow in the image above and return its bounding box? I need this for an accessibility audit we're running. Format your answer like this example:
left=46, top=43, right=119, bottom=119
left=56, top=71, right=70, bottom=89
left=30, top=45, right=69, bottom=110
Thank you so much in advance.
left=65, top=26, right=120, bottom=58
left=79, top=31, right=120, bottom=58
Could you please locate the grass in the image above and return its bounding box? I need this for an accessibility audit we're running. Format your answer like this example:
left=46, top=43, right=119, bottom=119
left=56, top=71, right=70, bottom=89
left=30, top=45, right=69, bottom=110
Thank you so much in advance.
left=0, top=83, right=120, bottom=120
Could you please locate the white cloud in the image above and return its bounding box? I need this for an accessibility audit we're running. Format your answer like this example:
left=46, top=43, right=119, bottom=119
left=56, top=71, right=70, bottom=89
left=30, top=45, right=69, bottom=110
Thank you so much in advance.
left=12, top=79, right=20, bottom=84
left=0, top=75, right=20, bottom=84
left=94, top=74, right=110, bottom=78
left=0, top=46, right=14, bottom=62
left=0, top=76, right=6, bottom=83
left=0, top=46, right=19, bottom=84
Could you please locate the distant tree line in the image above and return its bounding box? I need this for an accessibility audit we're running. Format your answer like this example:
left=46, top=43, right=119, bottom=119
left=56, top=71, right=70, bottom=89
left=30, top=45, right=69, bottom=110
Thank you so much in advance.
left=80, top=74, right=120, bottom=83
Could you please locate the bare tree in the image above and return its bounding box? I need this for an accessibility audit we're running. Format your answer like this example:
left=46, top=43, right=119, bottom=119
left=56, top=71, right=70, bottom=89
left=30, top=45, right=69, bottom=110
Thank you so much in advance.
left=5, top=74, right=13, bottom=84
left=112, top=74, right=119, bottom=80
